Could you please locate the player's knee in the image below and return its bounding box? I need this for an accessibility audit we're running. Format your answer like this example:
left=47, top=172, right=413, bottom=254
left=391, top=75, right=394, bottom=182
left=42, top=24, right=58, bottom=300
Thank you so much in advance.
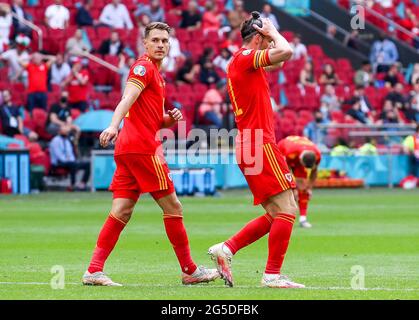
left=265, top=198, right=298, bottom=217
left=111, top=203, right=134, bottom=223
left=163, top=199, right=183, bottom=217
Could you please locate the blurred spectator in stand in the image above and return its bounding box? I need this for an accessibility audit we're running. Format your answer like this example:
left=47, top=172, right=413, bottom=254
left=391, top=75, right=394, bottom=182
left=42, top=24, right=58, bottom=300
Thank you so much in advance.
left=320, top=84, right=341, bottom=119
left=118, top=55, right=136, bottom=91
left=385, top=82, right=407, bottom=107
left=46, top=90, right=81, bottom=142
left=50, top=53, right=71, bottom=86
left=49, top=125, right=90, bottom=191
left=198, top=80, right=226, bottom=129
left=99, top=0, right=133, bottom=30
left=354, top=61, right=374, bottom=87
left=260, top=3, right=279, bottom=30
left=199, top=60, right=220, bottom=85
left=398, top=100, right=418, bottom=124
left=135, top=0, right=165, bottom=23
left=290, top=34, right=307, bottom=61
left=378, top=100, right=400, bottom=124
left=0, top=33, right=30, bottom=83
left=21, top=52, right=56, bottom=111
left=98, top=31, right=124, bottom=56
left=176, top=57, right=200, bottom=84
left=409, top=63, right=419, bottom=85
left=345, top=98, right=373, bottom=124
left=299, top=61, right=318, bottom=90
left=180, top=0, right=202, bottom=30
left=11, top=0, right=33, bottom=38
left=63, top=58, right=90, bottom=112
left=402, top=124, right=419, bottom=177
left=213, top=46, right=232, bottom=74
left=75, top=0, right=97, bottom=27
left=319, top=63, right=341, bottom=86
left=45, top=0, right=70, bottom=29
left=383, top=63, right=401, bottom=88
left=0, top=89, right=38, bottom=141
left=202, top=1, right=222, bottom=36
left=0, top=3, right=12, bottom=53
left=66, top=29, right=90, bottom=56
left=223, top=29, right=240, bottom=53
left=370, top=33, right=399, bottom=73
left=408, top=78, right=419, bottom=117
left=326, top=24, right=337, bottom=40
left=162, top=28, right=184, bottom=73
left=346, top=85, right=374, bottom=118
left=344, top=30, right=361, bottom=50
left=136, top=14, right=151, bottom=57
left=303, top=110, right=329, bottom=144
left=232, top=0, right=249, bottom=24
left=198, top=47, right=215, bottom=66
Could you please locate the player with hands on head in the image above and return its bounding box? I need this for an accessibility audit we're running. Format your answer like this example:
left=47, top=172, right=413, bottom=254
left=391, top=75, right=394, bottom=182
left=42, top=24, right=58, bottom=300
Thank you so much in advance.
left=208, top=12, right=305, bottom=289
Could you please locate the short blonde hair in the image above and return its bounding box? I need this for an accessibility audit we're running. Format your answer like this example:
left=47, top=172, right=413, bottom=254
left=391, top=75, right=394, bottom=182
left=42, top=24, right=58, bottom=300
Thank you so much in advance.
left=144, top=22, right=171, bottom=38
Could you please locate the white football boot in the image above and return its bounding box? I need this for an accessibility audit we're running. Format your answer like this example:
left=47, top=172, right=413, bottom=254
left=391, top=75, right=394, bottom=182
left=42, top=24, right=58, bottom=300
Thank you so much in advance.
left=261, top=274, right=305, bottom=288
left=181, top=265, right=220, bottom=285
left=82, top=271, right=122, bottom=286
left=208, top=242, right=233, bottom=287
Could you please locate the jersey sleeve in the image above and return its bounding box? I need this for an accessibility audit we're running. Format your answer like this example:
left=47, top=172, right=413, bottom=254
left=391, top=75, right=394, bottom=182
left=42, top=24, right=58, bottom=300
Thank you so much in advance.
left=126, top=61, right=153, bottom=91
left=236, top=49, right=272, bottom=71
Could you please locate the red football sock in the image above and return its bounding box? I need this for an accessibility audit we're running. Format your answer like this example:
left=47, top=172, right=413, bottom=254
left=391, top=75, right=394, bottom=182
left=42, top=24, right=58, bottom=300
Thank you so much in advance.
left=298, top=190, right=309, bottom=217
left=225, top=214, right=273, bottom=255
left=265, top=213, right=295, bottom=274
left=163, top=216, right=197, bottom=275
left=88, top=214, right=126, bottom=273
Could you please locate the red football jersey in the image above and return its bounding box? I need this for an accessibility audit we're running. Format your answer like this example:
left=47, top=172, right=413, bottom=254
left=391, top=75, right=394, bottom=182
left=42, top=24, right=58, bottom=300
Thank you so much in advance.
left=67, top=69, right=89, bottom=103
left=227, top=48, right=274, bottom=147
left=115, top=55, right=165, bottom=156
left=278, top=136, right=322, bottom=177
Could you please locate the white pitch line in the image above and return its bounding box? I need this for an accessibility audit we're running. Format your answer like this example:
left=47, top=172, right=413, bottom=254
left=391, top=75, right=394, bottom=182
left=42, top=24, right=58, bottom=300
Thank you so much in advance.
left=0, top=282, right=418, bottom=292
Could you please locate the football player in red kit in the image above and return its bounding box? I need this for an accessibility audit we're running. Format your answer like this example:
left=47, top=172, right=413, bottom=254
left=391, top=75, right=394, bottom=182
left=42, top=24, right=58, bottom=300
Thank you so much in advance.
left=208, top=12, right=305, bottom=289
left=278, top=136, right=322, bottom=228
left=82, top=22, right=219, bottom=286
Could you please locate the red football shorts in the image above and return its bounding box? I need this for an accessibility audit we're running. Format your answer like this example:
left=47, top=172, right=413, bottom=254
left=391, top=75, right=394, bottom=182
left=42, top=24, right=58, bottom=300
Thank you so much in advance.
left=237, top=143, right=296, bottom=205
left=109, top=153, right=175, bottom=202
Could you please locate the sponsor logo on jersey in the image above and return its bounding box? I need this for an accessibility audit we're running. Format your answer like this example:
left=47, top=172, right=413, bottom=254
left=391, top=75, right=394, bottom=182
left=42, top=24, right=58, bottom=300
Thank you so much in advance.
left=134, top=65, right=146, bottom=76
left=242, top=49, right=252, bottom=56
left=285, top=173, right=293, bottom=182
left=167, top=172, right=173, bottom=181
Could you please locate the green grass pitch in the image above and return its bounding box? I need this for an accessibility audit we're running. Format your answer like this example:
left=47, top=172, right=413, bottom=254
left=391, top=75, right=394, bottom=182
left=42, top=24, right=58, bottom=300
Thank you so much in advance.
left=0, top=188, right=418, bottom=300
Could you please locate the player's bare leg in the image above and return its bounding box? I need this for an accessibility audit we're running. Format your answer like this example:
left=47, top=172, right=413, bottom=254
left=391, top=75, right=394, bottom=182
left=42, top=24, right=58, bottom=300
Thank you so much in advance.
left=295, top=179, right=312, bottom=228
left=83, top=198, right=136, bottom=286
left=260, top=190, right=305, bottom=288
left=155, top=192, right=220, bottom=285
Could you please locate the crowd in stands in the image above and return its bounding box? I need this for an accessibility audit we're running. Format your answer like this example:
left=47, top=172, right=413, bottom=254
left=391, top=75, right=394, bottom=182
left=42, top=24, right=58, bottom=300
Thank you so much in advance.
left=0, top=0, right=418, bottom=190
left=340, top=0, right=419, bottom=50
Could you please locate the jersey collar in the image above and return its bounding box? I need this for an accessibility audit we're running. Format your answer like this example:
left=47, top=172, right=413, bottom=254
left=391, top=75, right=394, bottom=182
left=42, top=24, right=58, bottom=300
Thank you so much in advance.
left=143, top=54, right=161, bottom=69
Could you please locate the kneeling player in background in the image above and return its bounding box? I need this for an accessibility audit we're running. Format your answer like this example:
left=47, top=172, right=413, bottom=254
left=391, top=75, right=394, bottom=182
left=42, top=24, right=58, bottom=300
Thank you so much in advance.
left=278, top=136, right=322, bottom=228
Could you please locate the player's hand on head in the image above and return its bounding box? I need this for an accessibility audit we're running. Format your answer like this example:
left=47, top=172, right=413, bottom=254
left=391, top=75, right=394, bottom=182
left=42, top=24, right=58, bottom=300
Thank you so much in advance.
left=253, top=18, right=277, bottom=38
left=99, top=126, right=119, bottom=148
left=168, top=108, right=183, bottom=121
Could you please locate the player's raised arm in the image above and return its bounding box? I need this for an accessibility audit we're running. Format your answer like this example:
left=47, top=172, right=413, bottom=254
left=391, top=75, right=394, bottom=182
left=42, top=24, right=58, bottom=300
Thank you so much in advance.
left=252, top=18, right=294, bottom=66
left=99, top=83, right=142, bottom=147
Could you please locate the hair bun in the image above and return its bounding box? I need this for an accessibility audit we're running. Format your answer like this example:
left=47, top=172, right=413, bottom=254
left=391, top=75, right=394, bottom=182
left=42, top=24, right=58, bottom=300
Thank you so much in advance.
left=251, top=11, right=260, bottom=19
